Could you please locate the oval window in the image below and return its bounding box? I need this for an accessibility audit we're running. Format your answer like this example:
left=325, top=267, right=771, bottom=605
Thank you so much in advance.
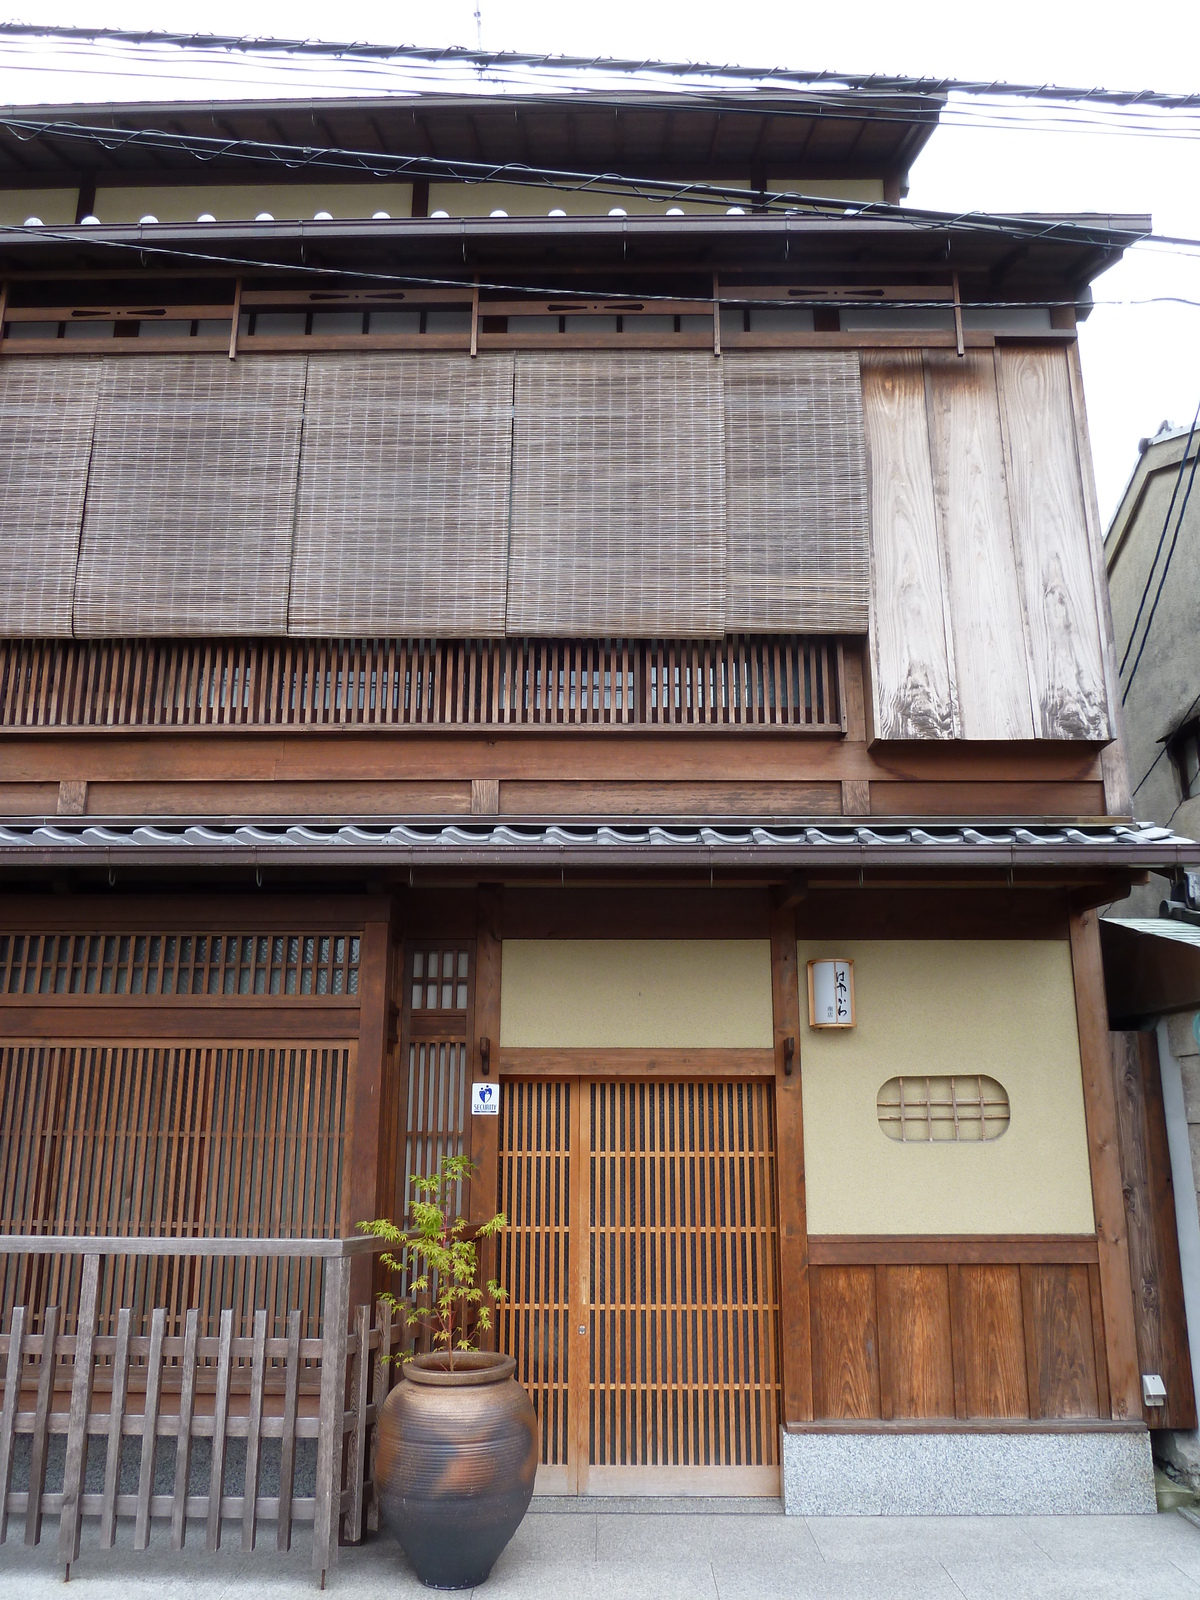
left=877, top=1074, right=1009, bottom=1142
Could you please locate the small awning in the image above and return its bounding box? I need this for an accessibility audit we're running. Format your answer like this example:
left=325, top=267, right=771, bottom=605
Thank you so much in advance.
left=1102, top=916, right=1200, bottom=1025
left=0, top=818, right=1195, bottom=872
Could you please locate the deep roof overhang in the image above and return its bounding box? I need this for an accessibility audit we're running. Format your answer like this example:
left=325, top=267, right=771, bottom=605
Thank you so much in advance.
left=0, top=820, right=1193, bottom=874
left=0, top=211, right=1149, bottom=299
left=0, top=92, right=942, bottom=186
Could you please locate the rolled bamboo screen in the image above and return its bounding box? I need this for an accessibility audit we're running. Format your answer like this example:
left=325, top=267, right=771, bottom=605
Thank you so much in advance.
left=289, top=354, right=516, bottom=636
left=72, top=356, right=307, bottom=637
left=506, top=352, right=728, bottom=636
left=0, top=359, right=100, bottom=638
left=723, top=353, right=869, bottom=631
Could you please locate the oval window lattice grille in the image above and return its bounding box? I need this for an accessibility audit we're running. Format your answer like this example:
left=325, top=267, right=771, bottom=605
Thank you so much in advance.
left=877, top=1074, right=1010, bottom=1143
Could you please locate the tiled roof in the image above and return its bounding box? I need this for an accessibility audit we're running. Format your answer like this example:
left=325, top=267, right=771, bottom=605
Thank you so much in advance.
left=0, top=819, right=1195, bottom=871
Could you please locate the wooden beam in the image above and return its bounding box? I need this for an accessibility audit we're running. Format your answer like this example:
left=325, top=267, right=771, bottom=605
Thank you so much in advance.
left=770, top=900, right=813, bottom=1424
left=1068, top=907, right=1142, bottom=1419
left=471, top=884, right=503, bottom=1348
left=498, top=1046, right=775, bottom=1078
left=345, top=910, right=392, bottom=1307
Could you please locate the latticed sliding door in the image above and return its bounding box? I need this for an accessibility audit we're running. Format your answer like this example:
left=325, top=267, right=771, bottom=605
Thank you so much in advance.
left=498, top=1077, right=781, bottom=1495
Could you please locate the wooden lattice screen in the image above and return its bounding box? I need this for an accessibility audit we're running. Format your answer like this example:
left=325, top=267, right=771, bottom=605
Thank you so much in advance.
left=498, top=1077, right=781, bottom=1489
left=0, top=636, right=841, bottom=731
left=0, top=1041, right=351, bottom=1338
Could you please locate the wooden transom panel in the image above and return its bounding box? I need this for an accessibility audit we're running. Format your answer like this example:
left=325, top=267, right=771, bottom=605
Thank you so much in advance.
left=497, top=1077, right=781, bottom=1494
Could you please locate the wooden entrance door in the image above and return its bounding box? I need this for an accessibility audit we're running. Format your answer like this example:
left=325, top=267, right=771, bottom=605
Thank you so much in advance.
left=497, top=1077, right=781, bottom=1495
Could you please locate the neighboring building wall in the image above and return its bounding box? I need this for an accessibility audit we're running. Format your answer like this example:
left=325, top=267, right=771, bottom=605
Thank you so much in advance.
left=1167, top=1010, right=1200, bottom=1224
left=1107, top=427, right=1200, bottom=914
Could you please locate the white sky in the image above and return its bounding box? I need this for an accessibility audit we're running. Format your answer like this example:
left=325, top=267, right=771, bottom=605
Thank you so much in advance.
left=0, top=0, right=1197, bottom=525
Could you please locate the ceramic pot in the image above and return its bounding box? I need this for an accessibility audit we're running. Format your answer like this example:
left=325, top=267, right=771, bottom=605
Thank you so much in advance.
left=375, top=1350, right=538, bottom=1590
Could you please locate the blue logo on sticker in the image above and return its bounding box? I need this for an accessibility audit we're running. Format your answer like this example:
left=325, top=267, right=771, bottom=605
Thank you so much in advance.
left=478, top=1084, right=493, bottom=1104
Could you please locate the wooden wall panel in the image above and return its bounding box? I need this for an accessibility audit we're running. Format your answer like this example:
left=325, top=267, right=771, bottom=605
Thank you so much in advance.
left=952, top=1265, right=1029, bottom=1417
left=1022, top=1263, right=1100, bottom=1418
left=995, top=348, right=1109, bottom=741
left=923, top=352, right=1035, bottom=741
left=878, top=1264, right=954, bottom=1419
left=811, top=1265, right=880, bottom=1419
left=861, top=353, right=956, bottom=740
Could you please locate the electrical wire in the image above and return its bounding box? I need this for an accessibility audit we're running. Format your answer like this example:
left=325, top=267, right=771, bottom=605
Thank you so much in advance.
left=1, top=25, right=1197, bottom=112
left=1119, top=400, right=1200, bottom=675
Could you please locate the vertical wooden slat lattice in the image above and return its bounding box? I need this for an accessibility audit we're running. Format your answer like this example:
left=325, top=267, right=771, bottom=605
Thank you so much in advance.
left=0, top=637, right=840, bottom=730
left=723, top=353, right=869, bottom=632
left=73, top=356, right=307, bottom=637
left=0, top=359, right=101, bottom=639
left=507, top=353, right=727, bottom=636
left=290, top=354, right=515, bottom=637
left=497, top=1080, right=571, bottom=1468
left=0, top=1042, right=350, bottom=1338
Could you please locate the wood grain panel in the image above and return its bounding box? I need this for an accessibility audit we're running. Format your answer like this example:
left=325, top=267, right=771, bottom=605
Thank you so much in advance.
left=878, top=1264, right=954, bottom=1419
left=953, top=1265, right=1029, bottom=1418
left=501, top=781, right=842, bottom=816
left=994, top=348, right=1109, bottom=740
left=1023, top=1264, right=1100, bottom=1418
left=924, top=351, right=1035, bottom=740
left=870, top=781, right=1107, bottom=818
left=811, top=1266, right=880, bottom=1419
left=861, top=353, right=956, bottom=740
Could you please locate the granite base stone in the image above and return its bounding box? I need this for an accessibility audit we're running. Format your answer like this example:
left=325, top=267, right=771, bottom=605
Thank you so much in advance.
left=781, top=1429, right=1157, bottom=1515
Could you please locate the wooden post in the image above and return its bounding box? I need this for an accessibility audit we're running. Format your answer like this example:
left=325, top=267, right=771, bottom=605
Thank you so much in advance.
left=347, top=904, right=393, bottom=1307
left=770, top=900, right=813, bottom=1425
left=471, top=884, right=504, bottom=1349
left=228, top=277, right=242, bottom=360
left=1068, top=906, right=1142, bottom=1419
left=59, top=1251, right=99, bottom=1572
left=0, top=1304, right=25, bottom=1544
left=314, top=1253, right=351, bottom=1581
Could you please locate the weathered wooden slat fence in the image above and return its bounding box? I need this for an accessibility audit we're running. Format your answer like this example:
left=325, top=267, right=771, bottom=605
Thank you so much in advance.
left=0, top=1235, right=396, bottom=1588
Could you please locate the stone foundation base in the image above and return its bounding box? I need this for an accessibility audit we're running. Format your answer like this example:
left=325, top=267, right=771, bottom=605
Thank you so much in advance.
left=781, top=1428, right=1156, bottom=1515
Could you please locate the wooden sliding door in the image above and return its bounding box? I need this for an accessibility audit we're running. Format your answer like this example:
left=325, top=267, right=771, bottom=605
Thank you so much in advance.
left=498, top=1076, right=781, bottom=1495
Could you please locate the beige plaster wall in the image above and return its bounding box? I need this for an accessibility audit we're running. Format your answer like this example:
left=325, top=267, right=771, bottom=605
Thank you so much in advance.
left=799, top=939, right=1096, bottom=1236
left=499, top=939, right=773, bottom=1048
left=427, top=178, right=884, bottom=217
left=0, top=189, right=78, bottom=226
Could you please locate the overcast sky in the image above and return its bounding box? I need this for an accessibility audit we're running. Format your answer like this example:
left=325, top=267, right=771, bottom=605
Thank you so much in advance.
left=0, top=0, right=1197, bottom=526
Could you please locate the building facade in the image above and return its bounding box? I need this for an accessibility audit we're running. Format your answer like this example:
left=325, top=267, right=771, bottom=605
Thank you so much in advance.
left=0, top=76, right=1196, bottom=1529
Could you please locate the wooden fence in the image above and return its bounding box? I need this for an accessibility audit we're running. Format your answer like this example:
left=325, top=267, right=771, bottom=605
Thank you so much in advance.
left=0, top=1235, right=396, bottom=1586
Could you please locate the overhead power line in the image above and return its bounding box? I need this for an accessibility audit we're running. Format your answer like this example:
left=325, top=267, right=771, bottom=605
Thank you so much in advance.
left=0, top=24, right=1196, bottom=110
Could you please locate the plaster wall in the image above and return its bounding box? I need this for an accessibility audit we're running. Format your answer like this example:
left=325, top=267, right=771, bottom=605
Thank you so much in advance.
left=498, top=938, right=774, bottom=1048
left=799, top=938, right=1096, bottom=1235
left=92, top=183, right=416, bottom=223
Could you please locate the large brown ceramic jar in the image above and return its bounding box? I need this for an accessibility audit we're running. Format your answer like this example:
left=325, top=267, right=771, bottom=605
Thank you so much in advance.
left=375, top=1351, right=538, bottom=1590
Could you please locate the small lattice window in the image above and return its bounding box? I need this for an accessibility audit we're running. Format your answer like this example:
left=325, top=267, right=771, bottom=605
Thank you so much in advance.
left=877, top=1075, right=1010, bottom=1142
left=411, top=948, right=470, bottom=1012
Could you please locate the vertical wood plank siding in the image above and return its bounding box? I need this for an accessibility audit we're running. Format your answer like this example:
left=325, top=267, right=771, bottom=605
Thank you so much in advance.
left=723, top=353, right=869, bottom=632
left=73, top=357, right=308, bottom=637
left=289, top=355, right=515, bottom=636
left=0, top=360, right=100, bottom=638
left=863, top=346, right=1110, bottom=742
left=506, top=352, right=728, bottom=636
left=0, top=1042, right=350, bottom=1338
left=0, top=636, right=841, bottom=731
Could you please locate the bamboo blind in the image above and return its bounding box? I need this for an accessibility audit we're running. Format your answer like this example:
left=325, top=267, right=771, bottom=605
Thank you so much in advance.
left=72, top=356, right=307, bottom=637
left=0, top=636, right=840, bottom=731
left=0, top=359, right=100, bottom=639
left=0, top=931, right=360, bottom=997
left=0, top=1041, right=350, bottom=1337
left=506, top=352, right=727, bottom=636
left=588, top=1080, right=781, bottom=1469
left=290, top=354, right=515, bottom=637
left=498, top=1079, right=572, bottom=1469
left=723, top=353, right=870, bottom=631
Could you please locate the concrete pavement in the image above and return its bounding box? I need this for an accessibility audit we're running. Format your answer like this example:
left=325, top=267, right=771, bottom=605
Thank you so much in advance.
left=4, top=1503, right=1200, bottom=1598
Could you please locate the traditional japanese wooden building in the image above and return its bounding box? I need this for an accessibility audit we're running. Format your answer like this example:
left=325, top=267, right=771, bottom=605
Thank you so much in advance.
left=0, top=66, right=1196, bottom=1552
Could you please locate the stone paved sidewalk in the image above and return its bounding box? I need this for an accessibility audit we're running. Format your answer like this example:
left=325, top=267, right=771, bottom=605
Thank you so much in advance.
left=3, top=1504, right=1200, bottom=1598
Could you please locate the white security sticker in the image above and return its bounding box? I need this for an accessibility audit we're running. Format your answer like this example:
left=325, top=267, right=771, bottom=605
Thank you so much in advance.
left=472, top=1081, right=500, bottom=1116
